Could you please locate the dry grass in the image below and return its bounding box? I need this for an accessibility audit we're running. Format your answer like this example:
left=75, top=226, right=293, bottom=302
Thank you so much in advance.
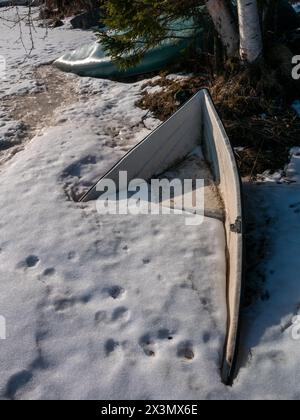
left=224, top=113, right=300, bottom=178
left=137, top=56, right=300, bottom=178
left=136, top=72, right=211, bottom=121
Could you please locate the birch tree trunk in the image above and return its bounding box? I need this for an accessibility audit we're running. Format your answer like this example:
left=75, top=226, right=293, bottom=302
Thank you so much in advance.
left=206, top=0, right=239, bottom=57
left=237, top=0, right=263, bottom=63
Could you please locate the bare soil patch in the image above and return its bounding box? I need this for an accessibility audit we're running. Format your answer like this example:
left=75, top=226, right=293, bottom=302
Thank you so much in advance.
left=0, top=65, right=78, bottom=166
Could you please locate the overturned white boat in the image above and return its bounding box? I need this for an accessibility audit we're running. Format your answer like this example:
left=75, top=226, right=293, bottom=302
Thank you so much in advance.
left=80, top=89, right=244, bottom=384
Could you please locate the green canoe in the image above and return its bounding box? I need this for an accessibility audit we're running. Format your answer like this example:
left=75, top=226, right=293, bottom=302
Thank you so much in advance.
left=54, top=19, right=201, bottom=79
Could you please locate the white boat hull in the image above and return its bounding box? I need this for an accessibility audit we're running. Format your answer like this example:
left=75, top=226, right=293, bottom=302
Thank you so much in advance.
left=81, top=89, right=244, bottom=385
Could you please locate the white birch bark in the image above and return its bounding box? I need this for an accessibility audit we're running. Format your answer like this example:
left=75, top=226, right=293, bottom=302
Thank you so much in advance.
left=206, top=0, right=239, bottom=57
left=237, top=0, right=263, bottom=63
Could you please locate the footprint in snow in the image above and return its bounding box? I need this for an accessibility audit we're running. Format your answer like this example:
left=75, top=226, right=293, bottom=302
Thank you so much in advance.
left=157, top=328, right=174, bottom=341
left=60, top=156, right=97, bottom=201
left=139, top=334, right=156, bottom=357
left=94, top=310, right=108, bottom=325
left=102, top=285, right=125, bottom=300
left=139, top=329, right=175, bottom=357
left=42, top=268, right=56, bottom=277
left=67, top=251, right=77, bottom=261
left=105, top=339, right=119, bottom=356
left=61, top=155, right=97, bottom=179
left=17, top=255, right=40, bottom=270
left=177, top=341, right=195, bottom=361
left=5, top=370, right=33, bottom=400
left=290, top=202, right=300, bottom=214
left=203, top=332, right=211, bottom=343
left=53, top=297, right=76, bottom=312
left=111, top=307, right=130, bottom=322
left=53, top=294, right=91, bottom=312
left=26, top=255, right=40, bottom=268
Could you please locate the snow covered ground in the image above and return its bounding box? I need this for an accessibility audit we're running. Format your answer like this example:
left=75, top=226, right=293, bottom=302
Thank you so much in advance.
left=1, top=6, right=300, bottom=400
left=238, top=183, right=300, bottom=399
left=256, top=147, right=300, bottom=184
left=292, top=100, right=300, bottom=117
left=0, top=7, right=228, bottom=400
left=292, top=1, right=300, bottom=13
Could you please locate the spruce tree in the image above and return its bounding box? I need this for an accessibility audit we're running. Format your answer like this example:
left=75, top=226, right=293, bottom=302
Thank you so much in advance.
left=98, top=0, right=208, bottom=68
